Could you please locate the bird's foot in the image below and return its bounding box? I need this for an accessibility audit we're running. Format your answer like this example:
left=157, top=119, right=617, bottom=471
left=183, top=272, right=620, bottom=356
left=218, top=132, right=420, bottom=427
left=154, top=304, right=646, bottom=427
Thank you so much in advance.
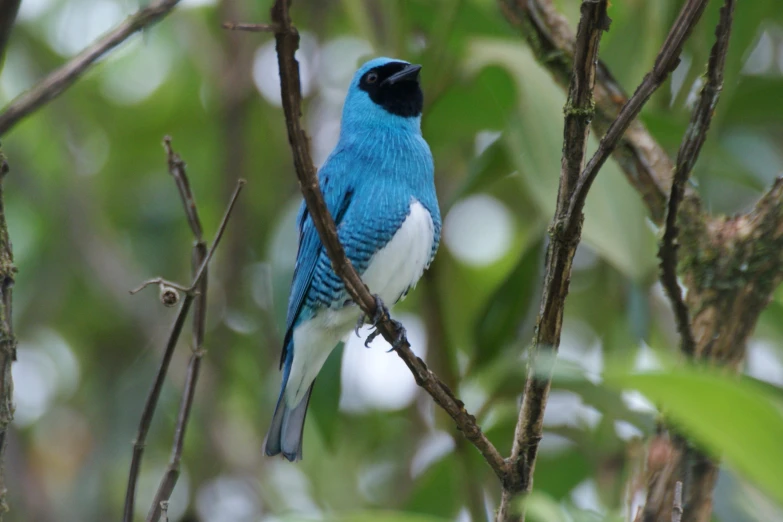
left=362, top=295, right=406, bottom=352
left=355, top=295, right=386, bottom=337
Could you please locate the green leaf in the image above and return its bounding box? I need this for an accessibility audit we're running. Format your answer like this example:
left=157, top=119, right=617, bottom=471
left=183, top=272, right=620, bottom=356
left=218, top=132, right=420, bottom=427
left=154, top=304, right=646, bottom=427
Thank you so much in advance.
left=472, top=236, right=543, bottom=369
left=447, top=139, right=514, bottom=207
left=404, top=456, right=460, bottom=518
left=606, top=370, right=783, bottom=504
left=465, top=40, right=657, bottom=281
left=423, top=65, right=517, bottom=147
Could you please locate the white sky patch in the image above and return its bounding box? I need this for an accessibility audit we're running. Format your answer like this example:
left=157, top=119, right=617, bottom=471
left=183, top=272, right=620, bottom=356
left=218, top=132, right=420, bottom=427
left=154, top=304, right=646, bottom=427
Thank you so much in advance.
left=410, top=431, right=455, bottom=478
left=570, top=479, right=604, bottom=515
left=543, top=390, right=602, bottom=430
left=340, top=313, right=427, bottom=412
left=622, top=390, right=657, bottom=415
left=746, top=339, right=783, bottom=387
left=46, top=0, right=125, bottom=57
left=444, top=194, right=516, bottom=267
left=634, top=341, right=663, bottom=372
left=559, top=322, right=603, bottom=383
left=614, top=420, right=643, bottom=441
left=253, top=32, right=320, bottom=107
left=196, top=476, right=262, bottom=522
left=100, top=35, right=173, bottom=105
left=743, top=30, right=774, bottom=75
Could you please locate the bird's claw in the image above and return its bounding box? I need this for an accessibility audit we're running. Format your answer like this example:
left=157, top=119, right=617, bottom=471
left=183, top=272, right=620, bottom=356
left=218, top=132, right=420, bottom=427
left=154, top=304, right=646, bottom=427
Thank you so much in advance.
left=356, top=295, right=387, bottom=338
left=360, top=294, right=407, bottom=351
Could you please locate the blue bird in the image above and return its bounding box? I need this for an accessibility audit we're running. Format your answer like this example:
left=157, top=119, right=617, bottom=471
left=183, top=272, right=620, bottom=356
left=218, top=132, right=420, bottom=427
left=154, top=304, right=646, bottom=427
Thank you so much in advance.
left=264, top=57, right=441, bottom=461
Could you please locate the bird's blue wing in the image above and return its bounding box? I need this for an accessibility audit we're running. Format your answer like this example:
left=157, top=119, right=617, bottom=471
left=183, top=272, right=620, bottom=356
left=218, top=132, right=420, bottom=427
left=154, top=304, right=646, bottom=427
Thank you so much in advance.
left=279, top=153, right=355, bottom=369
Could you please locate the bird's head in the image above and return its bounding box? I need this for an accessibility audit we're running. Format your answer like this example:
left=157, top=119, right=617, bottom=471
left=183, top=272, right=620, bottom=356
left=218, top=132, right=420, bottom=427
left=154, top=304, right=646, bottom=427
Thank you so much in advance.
left=341, top=57, right=424, bottom=132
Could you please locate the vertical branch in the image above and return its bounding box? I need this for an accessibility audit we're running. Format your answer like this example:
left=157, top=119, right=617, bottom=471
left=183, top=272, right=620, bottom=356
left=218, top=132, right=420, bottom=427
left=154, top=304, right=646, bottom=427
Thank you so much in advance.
left=658, top=0, right=735, bottom=359
left=145, top=145, right=244, bottom=522
left=145, top=138, right=207, bottom=522
left=497, top=2, right=610, bottom=519
left=647, top=2, right=736, bottom=521
left=0, top=150, right=15, bottom=521
left=123, top=138, right=244, bottom=522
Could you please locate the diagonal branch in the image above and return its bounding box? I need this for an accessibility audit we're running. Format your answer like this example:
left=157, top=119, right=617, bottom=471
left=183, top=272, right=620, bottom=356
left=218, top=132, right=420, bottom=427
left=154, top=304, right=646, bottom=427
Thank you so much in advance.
left=122, top=138, right=244, bottom=522
left=0, top=0, right=182, bottom=136
left=262, top=0, right=509, bottom=482
left=564, top=0, right=710, bottom=235
left=497, top=1, right=610, bottom=519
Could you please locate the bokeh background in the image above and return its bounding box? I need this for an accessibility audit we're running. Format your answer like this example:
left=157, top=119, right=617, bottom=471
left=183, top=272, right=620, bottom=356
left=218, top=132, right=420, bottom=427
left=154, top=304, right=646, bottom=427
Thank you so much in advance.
left=3, top=0, right=783, bottom=521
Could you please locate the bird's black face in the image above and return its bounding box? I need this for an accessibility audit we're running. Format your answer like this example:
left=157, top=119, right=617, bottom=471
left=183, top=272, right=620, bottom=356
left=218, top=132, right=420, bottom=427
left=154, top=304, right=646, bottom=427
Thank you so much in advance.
left=358, top=62, right=424, bottom=118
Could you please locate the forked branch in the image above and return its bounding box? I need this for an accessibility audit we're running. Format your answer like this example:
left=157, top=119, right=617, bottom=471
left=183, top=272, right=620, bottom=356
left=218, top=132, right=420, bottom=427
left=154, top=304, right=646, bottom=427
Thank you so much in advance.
left=122, top=138, right=244, bottom=522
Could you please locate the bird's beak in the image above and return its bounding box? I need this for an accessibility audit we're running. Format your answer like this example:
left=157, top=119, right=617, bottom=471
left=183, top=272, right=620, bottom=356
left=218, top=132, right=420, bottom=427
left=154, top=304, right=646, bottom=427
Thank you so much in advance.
left=381, top=64, right=422, bottom=86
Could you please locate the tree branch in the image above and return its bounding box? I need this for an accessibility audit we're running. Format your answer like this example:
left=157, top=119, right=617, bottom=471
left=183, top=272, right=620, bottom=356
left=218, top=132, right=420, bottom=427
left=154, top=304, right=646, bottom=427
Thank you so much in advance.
left=643, top=2, right=736, bottom=520
left=659, top=0, right=733, bottom=361
left=497, top=2, right=610, bottom=519
left=0, top=147, right=16, bottom=521
left=0, top=0, right=181, bottom=136
left=257, top=0, right=509, bottom=482
left=499, top=0, right=674, bottom=223
left=122, top=139, right=244, bottom=522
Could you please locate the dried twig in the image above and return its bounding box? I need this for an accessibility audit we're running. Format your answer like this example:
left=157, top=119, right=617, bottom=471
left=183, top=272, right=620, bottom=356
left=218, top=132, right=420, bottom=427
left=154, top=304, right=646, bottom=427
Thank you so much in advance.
left=144, top=140, right=230, bottom=522
left=0, top=148, right=16, bottom=521
left=254, top=0, right=509, bottom=481
left=672, top=481, right=683, bottom=522
left=222, top=21, right=279, bottom=32
left=122, top=139, right=244, bottom=522
left=658, top=0, right=734, bottom=359
left=0, top=0, right=182, bottom=136
left=497, top=1, right=610, bottom=519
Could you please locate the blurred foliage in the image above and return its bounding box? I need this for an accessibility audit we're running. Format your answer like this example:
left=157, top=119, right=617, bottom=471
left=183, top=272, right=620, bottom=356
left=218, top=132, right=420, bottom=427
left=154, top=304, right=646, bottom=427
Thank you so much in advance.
left=2, top=0, right=783, bottom=521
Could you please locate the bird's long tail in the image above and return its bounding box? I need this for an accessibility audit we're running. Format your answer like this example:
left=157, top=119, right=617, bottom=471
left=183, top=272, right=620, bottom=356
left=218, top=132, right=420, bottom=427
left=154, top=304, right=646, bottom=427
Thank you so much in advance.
left=264, top=361, right=315, bottom=461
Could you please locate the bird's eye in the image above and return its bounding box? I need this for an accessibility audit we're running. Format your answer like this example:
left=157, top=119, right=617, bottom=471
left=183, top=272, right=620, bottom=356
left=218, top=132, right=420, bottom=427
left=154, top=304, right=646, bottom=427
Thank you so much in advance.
left=366, top=72, right=378, bottom=84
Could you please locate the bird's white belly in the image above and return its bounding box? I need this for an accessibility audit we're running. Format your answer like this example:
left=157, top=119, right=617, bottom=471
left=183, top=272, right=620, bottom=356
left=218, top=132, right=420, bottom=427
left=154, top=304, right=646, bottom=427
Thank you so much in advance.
left=285, top=199, right=434, bottom=407
left=361, top=200, right=435, bottom=304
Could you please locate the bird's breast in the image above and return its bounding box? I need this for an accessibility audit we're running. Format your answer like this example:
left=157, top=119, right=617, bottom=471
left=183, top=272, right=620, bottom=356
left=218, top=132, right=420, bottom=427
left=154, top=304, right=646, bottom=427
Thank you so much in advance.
left=360, top=200, right=435, bottom=305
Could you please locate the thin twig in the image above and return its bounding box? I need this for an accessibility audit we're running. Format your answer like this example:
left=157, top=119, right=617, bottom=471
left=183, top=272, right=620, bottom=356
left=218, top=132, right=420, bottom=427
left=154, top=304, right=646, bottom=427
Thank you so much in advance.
left=145, top=140, right=210, bottom=522
left=672, top=481, right=683, bottom=522
left=164, top=136, right=203, bottom=240
left=122, top=296, right=194, bottom=522
left=122, top=148, right=244, bottom=522
left=658, top=0, right=735, bottom=359
left=640, top=3, right=736, bottom=521
left=262, top=0, right=509, bottom=481
left=497, top=2, right=610, bottom=519
left=128, top=179, right=245, bottom=298
left=564, top=0, right=710, bottom=235
left=0, top=0, right=182, bottom=136
left=222, top=21, right=279, bottom=32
